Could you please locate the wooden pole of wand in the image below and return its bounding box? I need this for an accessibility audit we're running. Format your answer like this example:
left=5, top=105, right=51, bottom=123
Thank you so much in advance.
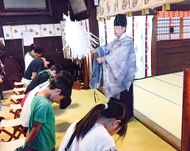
left=181, top=68, right=190, bottom=151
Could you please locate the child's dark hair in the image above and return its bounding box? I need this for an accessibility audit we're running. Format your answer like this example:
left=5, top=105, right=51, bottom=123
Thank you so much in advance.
left=50, top=64, right=62, bottom=74
left=29, top=44, right=35, bottom=51
left=75, top=101, right=128, bottom=140
left=29, top=44, right=43, bottom=55
left=46, top=58, right=55, bottom=68
left=49, top=70, right=74, bottom=109
left=34, top=47, right=44, bottom=55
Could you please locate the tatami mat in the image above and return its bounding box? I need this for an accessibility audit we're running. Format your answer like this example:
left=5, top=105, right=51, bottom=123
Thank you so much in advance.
left=153, top=72, right=183, bottom=88
left=134, top=72, right=183, bottom=140
left=1, top=89, right=175, bottom=151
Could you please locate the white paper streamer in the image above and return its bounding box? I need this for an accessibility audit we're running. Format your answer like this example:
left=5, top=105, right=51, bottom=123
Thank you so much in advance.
left=63, top=15, right=98, bottom=59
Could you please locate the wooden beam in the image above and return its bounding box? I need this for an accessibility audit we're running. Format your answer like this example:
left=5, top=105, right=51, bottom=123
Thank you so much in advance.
left=181, top=68, right=190, bottom=151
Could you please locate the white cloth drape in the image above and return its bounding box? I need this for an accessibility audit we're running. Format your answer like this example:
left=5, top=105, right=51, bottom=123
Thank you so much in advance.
left=147, top=16, right=153, bottom=77
left=97, top=0, right=185, bottom=19
left=3, top=23, right=61, bottom=40
left=98, top=20, right=106, bottom=46
left=134, top=16, right=146, bottom=79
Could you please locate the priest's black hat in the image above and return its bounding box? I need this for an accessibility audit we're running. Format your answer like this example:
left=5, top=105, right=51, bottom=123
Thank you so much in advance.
left=114, top=14, right=127, bottom=27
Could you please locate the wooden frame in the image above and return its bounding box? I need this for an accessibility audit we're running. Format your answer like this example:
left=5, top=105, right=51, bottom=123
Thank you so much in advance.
left=0, top=118, right=27, bottom=141
left=69, top=0, right=87, bottom=15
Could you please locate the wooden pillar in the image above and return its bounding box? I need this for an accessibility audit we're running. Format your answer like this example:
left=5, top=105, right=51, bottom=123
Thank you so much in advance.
left=151, top=15, right=157, bottom=76
left=81, top=57, right=90, bottom=89
left=181, top=68, right=190, bottom=151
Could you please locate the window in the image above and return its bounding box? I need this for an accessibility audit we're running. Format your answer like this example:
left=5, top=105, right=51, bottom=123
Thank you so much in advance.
left=3, top=0, right=46, bottom=10
left=0, top=0, right=52, bottom=16
left=157, top=11, right=190, bottom=41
